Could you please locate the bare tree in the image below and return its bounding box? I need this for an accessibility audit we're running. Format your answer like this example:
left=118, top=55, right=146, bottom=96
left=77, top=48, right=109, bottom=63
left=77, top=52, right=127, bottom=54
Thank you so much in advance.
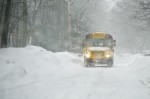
left=0, top=0, right=28, bottom=48
left=1, top=0, right=12, bottom=48
left=115, top=0, right=150, bottom=28
left=69, top=0, right=91, bottom=53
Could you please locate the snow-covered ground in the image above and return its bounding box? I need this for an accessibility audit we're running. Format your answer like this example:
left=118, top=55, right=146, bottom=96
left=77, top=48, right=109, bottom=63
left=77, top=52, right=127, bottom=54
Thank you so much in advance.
left=0, top=45, right=150, bottom=99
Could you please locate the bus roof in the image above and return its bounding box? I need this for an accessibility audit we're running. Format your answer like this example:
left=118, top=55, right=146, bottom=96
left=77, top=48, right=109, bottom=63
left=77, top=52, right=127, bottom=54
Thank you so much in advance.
left=85, top=32, right=112, bottom=39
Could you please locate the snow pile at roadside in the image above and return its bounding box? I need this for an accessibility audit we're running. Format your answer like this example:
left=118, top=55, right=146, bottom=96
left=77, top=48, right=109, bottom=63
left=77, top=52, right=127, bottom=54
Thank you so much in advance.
left=0, top=45, right=82, bottom=90
left=114, top=53, right=143, bottom=67
left=0, top=45, right=150, bottom=99
left=131, top=56, right=150, bottom=91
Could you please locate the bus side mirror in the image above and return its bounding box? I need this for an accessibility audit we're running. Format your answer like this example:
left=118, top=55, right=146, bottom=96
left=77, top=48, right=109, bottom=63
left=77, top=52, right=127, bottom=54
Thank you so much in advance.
left=81, top=40, right=85, bottom=47
left=113, top=40, right=116, bottom=47
left=82, top=41, right=85, bottom=47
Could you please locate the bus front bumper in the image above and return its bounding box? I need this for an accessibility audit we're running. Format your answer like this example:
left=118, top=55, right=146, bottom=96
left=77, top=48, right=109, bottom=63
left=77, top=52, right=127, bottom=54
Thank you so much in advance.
left=85, top=58, right=113, bottom=66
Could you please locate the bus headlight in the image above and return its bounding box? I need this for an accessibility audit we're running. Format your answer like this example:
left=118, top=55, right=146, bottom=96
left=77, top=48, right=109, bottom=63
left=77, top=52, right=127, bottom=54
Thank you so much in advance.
left=85, top=50, right=91, bottom=58
left=106, top=53, right=111, bottom=58
left=105, top=50, right=113, bottom=58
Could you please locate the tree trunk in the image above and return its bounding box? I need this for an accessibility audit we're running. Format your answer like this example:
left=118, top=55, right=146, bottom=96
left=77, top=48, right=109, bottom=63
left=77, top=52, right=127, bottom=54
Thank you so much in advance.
left=1, top=0, right=12, bottom=48
left=23, top=0, right=27, bottom=46
left=0, top=0, right=5, bottom=47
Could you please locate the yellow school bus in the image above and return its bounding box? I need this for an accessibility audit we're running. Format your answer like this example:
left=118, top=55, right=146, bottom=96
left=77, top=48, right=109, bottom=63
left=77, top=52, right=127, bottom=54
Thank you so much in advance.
left=82, top=32, right=116, bottom=67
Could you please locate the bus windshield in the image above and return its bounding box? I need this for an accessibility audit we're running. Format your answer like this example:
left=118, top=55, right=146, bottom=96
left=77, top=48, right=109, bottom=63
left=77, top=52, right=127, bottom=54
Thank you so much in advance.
left=85, top=38, right=113, bottom=47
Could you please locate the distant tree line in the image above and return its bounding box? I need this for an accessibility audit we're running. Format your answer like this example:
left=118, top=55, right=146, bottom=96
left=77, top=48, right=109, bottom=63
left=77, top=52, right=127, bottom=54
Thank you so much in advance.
left=113, top=0, right=150, bottom=53
left=0, top=0, right=90, bottom=52
left=115, top=0, right=150, bottom=29
left=0, top=0, right=27, bottom=48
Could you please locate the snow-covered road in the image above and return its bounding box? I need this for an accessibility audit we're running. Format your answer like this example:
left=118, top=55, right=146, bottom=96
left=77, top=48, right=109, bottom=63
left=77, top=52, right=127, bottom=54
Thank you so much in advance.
left=0, top=45, right=150, bottom=99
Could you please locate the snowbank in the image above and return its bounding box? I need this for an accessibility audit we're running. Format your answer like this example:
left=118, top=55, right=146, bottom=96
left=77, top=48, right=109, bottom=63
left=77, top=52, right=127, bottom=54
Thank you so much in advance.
left=0, top=45, right=150, bottom=99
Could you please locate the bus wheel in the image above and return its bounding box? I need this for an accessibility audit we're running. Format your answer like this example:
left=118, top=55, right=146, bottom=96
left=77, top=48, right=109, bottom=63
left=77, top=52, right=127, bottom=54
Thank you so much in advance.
left=107, top=60, right=113, bottom=67
left=84, top=59, right=89, bottom=67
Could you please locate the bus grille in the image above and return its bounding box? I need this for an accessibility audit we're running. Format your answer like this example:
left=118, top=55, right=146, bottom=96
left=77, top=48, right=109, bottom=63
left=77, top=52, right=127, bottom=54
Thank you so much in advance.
left=92, top=51, right=104, bottom=58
